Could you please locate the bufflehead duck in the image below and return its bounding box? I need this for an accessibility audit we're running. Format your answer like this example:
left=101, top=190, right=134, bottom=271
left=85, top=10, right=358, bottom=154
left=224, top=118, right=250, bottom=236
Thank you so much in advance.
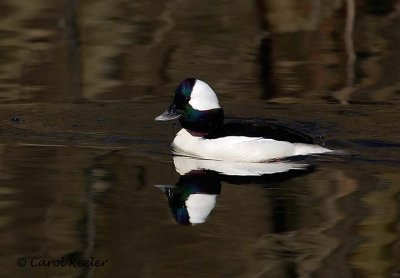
left=155, top=156, right=313, bottom=225
left=155, top=78, right=332, bottom=162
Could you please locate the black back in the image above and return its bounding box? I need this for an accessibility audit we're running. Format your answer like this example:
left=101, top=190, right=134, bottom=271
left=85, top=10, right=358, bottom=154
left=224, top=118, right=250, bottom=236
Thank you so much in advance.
left=204, top=119, right=316, bottom=144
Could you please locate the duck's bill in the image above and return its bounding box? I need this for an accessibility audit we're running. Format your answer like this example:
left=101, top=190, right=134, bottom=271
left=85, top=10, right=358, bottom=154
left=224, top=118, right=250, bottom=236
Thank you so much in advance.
left=155, top=109, right=181, bottom=121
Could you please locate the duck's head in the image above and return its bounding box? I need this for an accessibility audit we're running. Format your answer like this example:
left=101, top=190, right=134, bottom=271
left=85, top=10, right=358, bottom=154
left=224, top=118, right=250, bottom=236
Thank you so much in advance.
left=162, top=170, right=221, bottom=225
left=155, top=78, right=224, bottom=135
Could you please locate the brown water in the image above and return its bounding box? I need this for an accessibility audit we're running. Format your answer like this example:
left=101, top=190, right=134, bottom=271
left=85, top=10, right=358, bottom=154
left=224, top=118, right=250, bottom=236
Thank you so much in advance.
left=0, top=0, right=400, bottom=277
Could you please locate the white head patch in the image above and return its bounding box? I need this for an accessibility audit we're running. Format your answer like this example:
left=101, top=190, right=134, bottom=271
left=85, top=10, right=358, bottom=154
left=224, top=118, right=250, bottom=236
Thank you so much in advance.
left=185, top=194, right=217, bottom=224
left=189, top=80, right=221, bottom=111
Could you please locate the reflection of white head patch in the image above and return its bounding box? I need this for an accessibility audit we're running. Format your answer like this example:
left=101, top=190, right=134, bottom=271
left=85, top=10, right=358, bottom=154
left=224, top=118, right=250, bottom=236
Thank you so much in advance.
left=185, top=194, right=217, bottom=224
left=189, top=80, right=221, bottom=111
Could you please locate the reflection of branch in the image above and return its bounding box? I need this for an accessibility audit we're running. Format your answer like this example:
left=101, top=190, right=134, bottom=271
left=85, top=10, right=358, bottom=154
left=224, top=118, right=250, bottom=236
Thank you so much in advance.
left=65, top=0, right=82, bottom=100
left=148, top=0, right=182, bottom=49
left=256, top=0, right=275, bottom=99
left=82, top=191, right=96, bottom=278
left=344, top=0, right=356, bottom=87
left=333, top=0, right=356, bottom=104
left=82, top=150, right=116, bottom=278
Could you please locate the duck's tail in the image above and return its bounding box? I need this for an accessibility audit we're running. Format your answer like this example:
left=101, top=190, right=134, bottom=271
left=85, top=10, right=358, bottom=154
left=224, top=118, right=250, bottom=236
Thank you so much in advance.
left=293, top=144, right=335, bottom=156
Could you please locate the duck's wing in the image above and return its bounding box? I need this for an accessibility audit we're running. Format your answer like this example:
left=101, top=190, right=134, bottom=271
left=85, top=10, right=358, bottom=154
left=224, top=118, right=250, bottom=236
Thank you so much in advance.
left=205, top=120, right=316, bottom=144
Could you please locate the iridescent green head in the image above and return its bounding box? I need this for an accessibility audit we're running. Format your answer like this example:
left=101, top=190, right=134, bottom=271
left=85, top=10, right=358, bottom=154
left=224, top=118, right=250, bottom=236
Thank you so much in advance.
left=155, top=78, right=224, bottom=135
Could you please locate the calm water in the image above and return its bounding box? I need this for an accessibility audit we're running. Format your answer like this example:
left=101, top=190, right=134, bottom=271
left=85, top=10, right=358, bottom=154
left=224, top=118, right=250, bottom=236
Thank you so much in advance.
left=1, top=0, right=400, bottom=277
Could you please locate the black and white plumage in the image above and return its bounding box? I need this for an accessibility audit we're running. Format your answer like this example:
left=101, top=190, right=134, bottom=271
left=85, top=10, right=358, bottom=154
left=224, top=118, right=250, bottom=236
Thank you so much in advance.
left=156, top=156, right=314, bottom=225
left=156, top=78, right=332, bottom=162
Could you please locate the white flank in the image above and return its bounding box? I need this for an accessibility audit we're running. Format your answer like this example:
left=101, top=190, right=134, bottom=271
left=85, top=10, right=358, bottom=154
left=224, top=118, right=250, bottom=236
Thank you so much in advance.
left=185, top=194, right=217, bottom=224
left=188, top=80, right=220, bottom=111
left=173, top=156, right=308, bottom=176
left=172, top=129, right=332, bottom=162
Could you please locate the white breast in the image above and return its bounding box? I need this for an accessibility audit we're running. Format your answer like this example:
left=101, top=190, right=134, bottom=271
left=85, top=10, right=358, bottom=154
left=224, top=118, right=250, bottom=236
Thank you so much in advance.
left=172, top=129, right=331, bottom=162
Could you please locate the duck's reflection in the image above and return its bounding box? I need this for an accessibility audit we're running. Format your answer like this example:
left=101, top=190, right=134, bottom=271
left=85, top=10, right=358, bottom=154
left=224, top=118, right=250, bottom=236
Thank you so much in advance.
left=156, top=156, right=314, bottom=225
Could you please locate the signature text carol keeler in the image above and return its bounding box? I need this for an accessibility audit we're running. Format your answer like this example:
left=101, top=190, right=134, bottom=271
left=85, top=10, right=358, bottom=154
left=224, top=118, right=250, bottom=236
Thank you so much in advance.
left=17, top=256, right=108, bottom=268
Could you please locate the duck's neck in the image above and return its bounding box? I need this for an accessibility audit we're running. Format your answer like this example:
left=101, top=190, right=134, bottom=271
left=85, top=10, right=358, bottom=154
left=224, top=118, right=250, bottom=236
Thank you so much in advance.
left=179, top=108, right=224, bottom=137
